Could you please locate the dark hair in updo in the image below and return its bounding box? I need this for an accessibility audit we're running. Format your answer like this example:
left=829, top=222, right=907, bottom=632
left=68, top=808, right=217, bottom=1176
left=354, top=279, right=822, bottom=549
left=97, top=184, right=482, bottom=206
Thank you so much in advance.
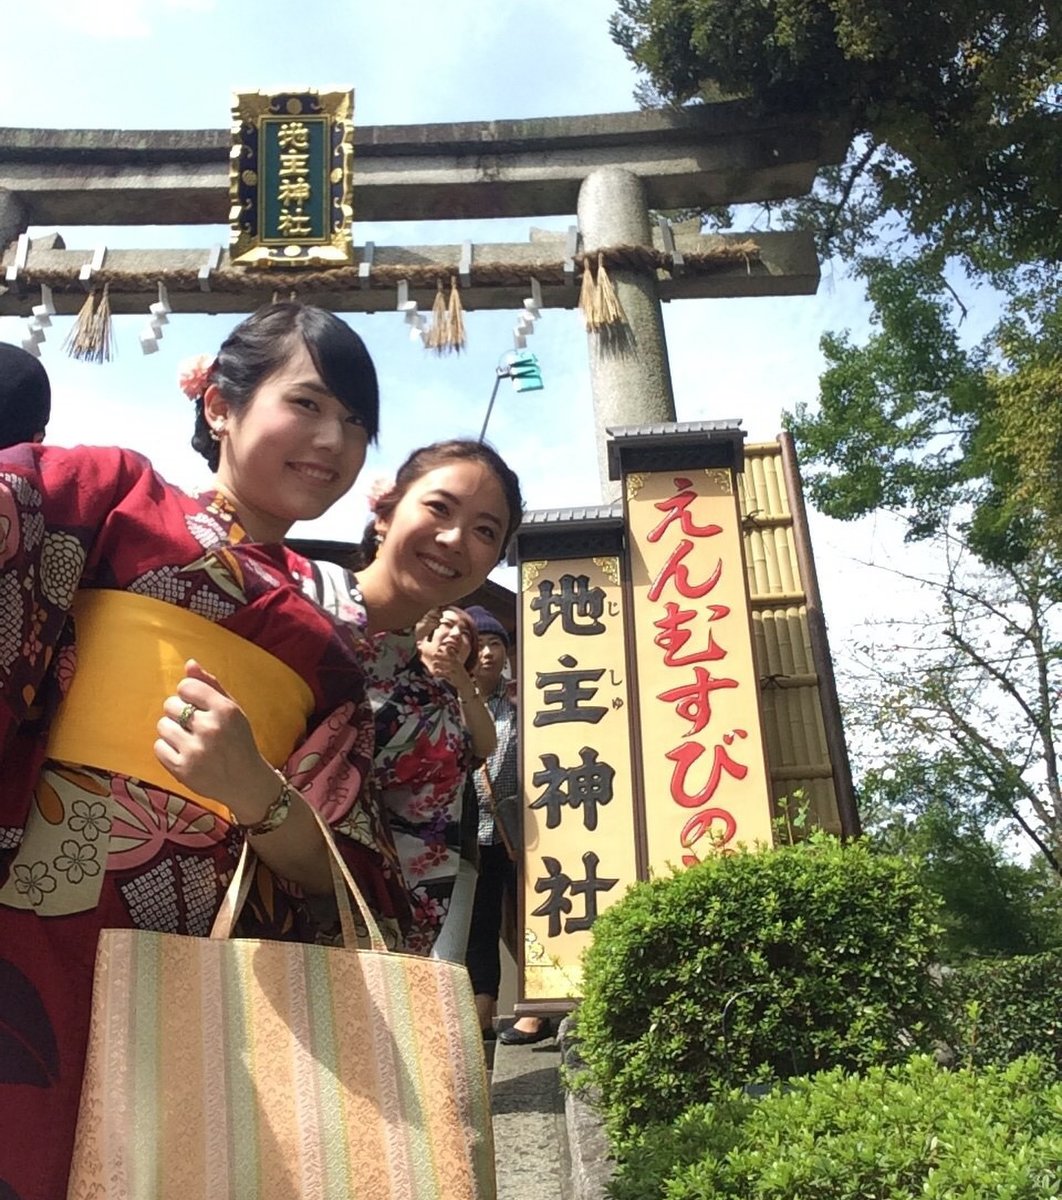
left=190, top=303, right=379, bottom=470
left=358, top=439, right=523, bottom=567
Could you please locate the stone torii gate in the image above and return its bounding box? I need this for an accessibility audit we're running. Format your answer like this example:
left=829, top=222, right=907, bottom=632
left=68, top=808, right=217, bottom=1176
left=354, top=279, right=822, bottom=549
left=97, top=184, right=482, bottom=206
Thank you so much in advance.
left=0, top=101, right=848, bottom=492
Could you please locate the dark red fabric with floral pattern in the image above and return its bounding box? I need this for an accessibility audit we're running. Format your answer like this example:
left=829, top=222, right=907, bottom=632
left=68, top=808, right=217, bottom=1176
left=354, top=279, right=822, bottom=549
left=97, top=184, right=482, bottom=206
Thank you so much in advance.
left=0, top=444, right=406, bottom=1200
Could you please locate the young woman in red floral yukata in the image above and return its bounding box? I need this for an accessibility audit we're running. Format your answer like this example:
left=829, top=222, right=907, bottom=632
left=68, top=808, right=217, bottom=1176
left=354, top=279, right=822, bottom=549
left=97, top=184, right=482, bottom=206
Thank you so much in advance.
left=0, top=302, right=408, bottom=1200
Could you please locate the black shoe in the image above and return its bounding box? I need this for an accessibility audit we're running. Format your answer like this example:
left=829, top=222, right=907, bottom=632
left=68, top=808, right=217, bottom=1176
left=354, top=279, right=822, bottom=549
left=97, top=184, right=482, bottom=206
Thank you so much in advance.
left=498, top=1020, right=553, bottom=1046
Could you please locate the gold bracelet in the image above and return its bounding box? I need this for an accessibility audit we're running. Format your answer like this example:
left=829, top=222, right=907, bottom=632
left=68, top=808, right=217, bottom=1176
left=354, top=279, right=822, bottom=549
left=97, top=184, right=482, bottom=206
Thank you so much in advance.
left=241, top=770, right=296, bottom=837
left=458, top=683, right=482, bottom=704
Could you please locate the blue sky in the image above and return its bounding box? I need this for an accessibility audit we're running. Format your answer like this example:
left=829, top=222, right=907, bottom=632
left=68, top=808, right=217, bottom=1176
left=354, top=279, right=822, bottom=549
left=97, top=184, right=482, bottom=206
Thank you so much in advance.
left=0, top=0, right=979, bottom=648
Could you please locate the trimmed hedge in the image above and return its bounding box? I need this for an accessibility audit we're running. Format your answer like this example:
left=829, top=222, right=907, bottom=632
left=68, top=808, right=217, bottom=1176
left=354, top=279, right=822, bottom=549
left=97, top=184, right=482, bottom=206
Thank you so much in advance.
left=944, top=948, right=1062, bottom=1075
left=607, top=1055, right=1062, bottom=1200
left=576, top=836, right=944, bottom=1141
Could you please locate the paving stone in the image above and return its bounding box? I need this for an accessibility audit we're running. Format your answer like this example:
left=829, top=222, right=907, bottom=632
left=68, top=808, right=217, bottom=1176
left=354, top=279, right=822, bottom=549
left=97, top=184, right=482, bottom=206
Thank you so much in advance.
left=490, top=1037, right=571, bottom=1200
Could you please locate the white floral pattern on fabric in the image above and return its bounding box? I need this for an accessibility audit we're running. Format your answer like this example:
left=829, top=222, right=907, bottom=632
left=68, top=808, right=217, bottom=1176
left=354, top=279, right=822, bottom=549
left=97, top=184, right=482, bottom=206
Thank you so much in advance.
left=188, top=586, right=236, bottom=622
left=20, top=509, right=45, bottom=553
left=39, top=532, right=86, bottom=608
left=68, top=798, right=110, bottom=841
left=0, top=573, right=22, bottom=673
left=0, top=765, right=227, bottom=917
left=129, top=567, right=194, bottom=605
left=0, top=472, right=42, bottom=506
left=118, top=857, right=186, bottom=934
left=178, top=854, right=226, bottom=936
left=185, top=511, right=230, bottom=549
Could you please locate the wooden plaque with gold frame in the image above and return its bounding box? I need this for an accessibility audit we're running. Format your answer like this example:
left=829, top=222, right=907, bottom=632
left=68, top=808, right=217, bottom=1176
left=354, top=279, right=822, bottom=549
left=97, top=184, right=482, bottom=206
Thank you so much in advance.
left=229, top=88, right=354, bottom=268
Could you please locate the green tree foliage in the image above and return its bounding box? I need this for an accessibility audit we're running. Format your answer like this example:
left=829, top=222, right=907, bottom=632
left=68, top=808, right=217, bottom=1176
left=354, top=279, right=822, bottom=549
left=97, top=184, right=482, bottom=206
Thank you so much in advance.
left=843, top=534, right=1061, bottom=872
left=611, top=3, right=1062, bottom=566
left=787, top=255, right=991, bottom=542
left=787, top=257, right=1062, bottom=567
left=610, top=1, right=1062, bottom=269
left=945, top=951, right=1062, bottom=1073
left=575, top=837, right=944, bottom=1143
left=607, top=1056, right=1062, bottom=1200
left=990, top=285, right=1062, bottom=556
left=861, top=751, right=1062, bottom=958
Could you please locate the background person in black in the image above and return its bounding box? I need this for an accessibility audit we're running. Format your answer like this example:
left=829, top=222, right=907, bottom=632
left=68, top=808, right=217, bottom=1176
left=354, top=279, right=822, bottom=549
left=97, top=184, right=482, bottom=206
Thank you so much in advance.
left=0, top=343, right=50, bottom=448
left=464, top=605, right=551, bottom=1044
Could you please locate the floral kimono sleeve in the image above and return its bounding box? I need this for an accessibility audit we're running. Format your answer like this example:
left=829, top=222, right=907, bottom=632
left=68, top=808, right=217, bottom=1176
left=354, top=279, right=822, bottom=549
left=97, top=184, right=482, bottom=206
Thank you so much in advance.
left=0, top=445, right=164, bottom=833
left=279, top=698, right=409, bottom=933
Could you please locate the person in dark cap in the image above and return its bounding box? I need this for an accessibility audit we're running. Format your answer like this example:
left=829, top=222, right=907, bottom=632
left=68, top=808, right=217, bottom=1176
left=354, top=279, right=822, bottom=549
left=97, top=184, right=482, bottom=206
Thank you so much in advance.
left=463, top=604, right=552, bottom=1044
left=0, top=342, right=51, bottom=448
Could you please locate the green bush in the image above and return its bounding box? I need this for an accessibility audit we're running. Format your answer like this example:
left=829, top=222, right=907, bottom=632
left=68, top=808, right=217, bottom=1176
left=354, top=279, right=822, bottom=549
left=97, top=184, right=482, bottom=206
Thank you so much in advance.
left=576, top=836, right=945, bottom=1141
left=608, top=1055, right=1061, bottom=1200
left=945, top=949, right=1062, bottom=1075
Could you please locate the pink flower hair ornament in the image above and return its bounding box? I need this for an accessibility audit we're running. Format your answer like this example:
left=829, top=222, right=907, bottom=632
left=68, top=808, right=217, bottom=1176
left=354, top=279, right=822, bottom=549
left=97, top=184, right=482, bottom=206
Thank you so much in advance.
left=177, top=353, right=216, bottom=401
left=364, top=474, right=396, bottom=513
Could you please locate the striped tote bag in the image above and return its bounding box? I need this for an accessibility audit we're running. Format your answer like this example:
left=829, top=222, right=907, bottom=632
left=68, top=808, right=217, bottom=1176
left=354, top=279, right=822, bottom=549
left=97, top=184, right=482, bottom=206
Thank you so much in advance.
left=67, top=812, right=496, bottom=1199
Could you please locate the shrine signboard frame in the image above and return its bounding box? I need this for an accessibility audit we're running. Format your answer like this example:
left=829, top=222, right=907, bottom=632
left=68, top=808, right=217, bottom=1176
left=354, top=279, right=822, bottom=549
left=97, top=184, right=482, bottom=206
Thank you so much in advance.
left=511, top=423, right=856, bottom=1016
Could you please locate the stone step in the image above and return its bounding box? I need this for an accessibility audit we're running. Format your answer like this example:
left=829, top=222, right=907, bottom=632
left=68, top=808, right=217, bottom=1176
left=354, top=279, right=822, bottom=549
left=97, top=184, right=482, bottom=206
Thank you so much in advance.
left=489, top=1033, right=571, bottom=1200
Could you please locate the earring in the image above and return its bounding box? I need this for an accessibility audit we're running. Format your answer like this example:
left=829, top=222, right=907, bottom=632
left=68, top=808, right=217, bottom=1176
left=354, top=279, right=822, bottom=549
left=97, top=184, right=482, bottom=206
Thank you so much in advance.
left=209, top=422, right=226, bottom=443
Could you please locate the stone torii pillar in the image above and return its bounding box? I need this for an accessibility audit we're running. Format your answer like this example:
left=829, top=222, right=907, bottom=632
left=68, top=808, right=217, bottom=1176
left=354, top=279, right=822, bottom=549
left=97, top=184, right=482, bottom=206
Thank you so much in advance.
left=578, top=166, right=676, bottom=499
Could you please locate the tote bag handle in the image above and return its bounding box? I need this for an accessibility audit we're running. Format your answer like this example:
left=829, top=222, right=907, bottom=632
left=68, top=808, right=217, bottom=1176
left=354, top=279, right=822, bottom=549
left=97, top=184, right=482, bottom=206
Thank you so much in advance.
left=209, top=804, right=389, bottom=952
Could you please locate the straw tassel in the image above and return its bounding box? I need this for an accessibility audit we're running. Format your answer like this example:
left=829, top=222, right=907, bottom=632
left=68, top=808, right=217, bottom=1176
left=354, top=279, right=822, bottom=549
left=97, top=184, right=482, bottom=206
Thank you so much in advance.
left=425, top=280, right=449, bottom=352
left=64, top=285, right=114, bottom=363
left=446, top=276, right=466, bottom=352
left=64, top=291, right=96, bottom=359
left=595, top=253, right=626, bottom=327
left=91, top=284, right=115, bottom=362
left=578, top=258, right=597, bottom=330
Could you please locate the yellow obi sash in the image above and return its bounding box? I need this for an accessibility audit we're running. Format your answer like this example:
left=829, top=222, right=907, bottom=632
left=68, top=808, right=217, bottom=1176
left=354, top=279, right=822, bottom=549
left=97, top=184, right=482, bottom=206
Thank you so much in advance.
left=47, top=590, right=315, bottom=821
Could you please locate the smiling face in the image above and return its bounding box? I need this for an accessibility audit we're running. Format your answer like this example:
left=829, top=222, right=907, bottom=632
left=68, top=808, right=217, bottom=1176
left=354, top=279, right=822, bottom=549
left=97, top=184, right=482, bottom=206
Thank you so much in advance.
left=436, top=607, right=475, bottom=664
left=374, top=460, right=510, bottom=613
left=204, top=338, right=369, bottom=542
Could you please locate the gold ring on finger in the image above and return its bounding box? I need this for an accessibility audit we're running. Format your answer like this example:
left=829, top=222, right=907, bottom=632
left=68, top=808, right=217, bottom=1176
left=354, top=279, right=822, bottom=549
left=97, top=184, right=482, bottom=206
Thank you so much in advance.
left=177, top=701, right=197, bottom=732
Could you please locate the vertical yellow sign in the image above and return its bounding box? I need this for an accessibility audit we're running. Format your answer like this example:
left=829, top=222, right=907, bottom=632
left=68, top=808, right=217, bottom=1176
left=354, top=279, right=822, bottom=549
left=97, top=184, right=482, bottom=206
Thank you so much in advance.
left=625, top=468, right=774, bottom=873
left=519, top=555, right=638, bottom=1002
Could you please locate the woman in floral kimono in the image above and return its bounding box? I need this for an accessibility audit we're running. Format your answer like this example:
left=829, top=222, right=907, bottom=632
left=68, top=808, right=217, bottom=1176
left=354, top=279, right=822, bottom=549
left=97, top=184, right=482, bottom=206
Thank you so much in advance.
left=0, top=303, right=405, bottom=1200
left=312, top=440, right=523, bottom=955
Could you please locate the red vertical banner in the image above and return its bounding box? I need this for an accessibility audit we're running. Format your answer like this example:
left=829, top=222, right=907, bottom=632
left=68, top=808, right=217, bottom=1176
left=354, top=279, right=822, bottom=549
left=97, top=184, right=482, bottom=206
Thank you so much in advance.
left=625, top=469, right=774, bottom=873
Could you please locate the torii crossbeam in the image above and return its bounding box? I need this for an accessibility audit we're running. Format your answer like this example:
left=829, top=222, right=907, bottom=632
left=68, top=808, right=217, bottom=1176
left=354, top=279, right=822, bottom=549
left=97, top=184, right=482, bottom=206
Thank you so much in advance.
left=0, top=100, right=850, bottom=492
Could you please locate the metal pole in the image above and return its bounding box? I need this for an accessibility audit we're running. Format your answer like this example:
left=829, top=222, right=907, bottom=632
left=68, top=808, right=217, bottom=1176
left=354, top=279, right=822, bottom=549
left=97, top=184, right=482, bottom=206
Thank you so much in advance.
left=478, top=368, right=508, bottom=443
